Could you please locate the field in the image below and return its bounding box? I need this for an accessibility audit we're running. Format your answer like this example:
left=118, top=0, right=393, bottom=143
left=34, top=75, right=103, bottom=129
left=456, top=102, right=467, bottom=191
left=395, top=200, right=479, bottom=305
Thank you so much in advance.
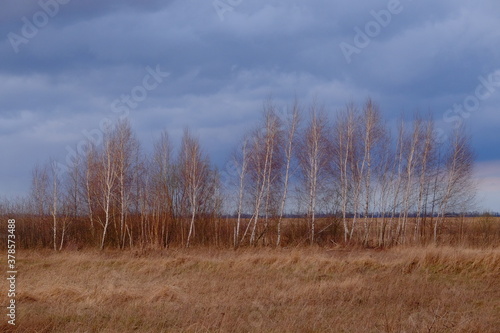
left=2, top=246, right=499, bottom=332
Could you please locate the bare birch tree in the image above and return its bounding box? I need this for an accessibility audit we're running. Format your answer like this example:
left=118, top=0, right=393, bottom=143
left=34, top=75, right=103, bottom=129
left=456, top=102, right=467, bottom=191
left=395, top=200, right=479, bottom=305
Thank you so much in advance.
left=96, top=137, right=117, bottom=250
left=413, top=116, right=436, bottom=242
left=332, top=103, right=357, bottom=243
left=179, top=129, right=210, bottom=248
left=232, top=136, right=249, bottom=248
left=276, top=100, right=300, bottom=246
left=297, top=103, right=329, bottom=245
left=374, top=132, right=394, bottom=247
left=82, top=143, right=99, bottom=241
left=110, top=119, right=140, bottom=249
left=49, top=159, right=61, bottom=251
left=435, top=126, right=475, bottom=242
left=398, top=117, right=421, bottom=243
left=150, top=130, right=175, bottom=247
left=245, top=105, right=283, bottom=245
left=359, top=99, right=385, bottom=245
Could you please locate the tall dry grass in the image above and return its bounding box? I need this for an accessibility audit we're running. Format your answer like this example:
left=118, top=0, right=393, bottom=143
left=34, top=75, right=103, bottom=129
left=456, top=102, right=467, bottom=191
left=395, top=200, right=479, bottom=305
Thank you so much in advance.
left=1, top=246, right=499, bottom=332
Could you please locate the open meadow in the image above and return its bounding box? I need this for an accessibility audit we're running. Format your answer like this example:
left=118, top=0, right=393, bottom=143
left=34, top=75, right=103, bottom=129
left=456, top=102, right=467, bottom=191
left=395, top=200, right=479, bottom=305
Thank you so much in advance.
left=2, top=245, right=499, bottom=332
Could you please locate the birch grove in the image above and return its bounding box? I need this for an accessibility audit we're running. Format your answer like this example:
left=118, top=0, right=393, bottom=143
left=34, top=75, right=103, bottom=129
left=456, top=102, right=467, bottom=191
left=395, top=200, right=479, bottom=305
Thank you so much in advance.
left=20, top=97, right=478, bottom=249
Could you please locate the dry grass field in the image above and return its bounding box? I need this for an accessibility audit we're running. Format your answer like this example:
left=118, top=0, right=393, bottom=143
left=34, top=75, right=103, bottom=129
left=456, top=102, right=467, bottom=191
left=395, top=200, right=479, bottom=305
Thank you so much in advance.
left=2, top=245, right=499, bottom=332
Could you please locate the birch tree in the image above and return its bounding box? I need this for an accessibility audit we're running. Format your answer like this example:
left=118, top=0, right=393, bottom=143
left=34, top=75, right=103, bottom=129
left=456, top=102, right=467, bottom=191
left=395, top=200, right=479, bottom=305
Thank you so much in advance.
left=374, top=132, right=394, bottom=246
left=96, top=137, right=117, bottom=250
left=232, top=136, right=249, bottom=248
left=332, top=103, right=357, bottom=242
left=82, top=143, right=99, bottom=240
left=359, top=99, right=385, bottom=244
left=179, top=129, right=210, bottom=248
left=276, top=100, right=300, bottom=246
left=414, top=116, right=436, bottom=242
left=110, top=119, right=140, bottom=249
left=297, top=103, right=329, bottom=245
left=435, top=126, right=475, bottom=242
left=150, top=130, right=175, bottom=247
left=399, top=117, right=422, bottom=243
left=49, top=159, right=61, bottom=251
left=245, top=106, right=283, bottom=245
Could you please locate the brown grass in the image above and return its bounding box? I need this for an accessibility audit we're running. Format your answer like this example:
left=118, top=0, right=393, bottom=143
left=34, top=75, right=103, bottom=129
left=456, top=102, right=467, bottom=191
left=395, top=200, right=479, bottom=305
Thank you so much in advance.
left=2, top=246, right=499, bottom=332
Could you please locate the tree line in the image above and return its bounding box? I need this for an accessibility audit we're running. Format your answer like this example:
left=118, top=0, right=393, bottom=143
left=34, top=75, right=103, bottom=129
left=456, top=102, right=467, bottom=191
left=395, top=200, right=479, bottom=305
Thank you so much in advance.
left=1, top=98, right=478, bottom=249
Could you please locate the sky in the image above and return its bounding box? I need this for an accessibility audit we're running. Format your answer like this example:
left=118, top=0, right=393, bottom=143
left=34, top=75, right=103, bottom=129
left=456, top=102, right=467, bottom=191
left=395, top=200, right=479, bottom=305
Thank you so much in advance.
left=1, top=0, right=499, bottom=212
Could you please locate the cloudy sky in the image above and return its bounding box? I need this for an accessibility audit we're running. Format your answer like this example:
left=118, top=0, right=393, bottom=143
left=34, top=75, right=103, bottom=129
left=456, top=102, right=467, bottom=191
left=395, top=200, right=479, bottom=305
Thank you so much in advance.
left=1, top=0, right=499, bottom=212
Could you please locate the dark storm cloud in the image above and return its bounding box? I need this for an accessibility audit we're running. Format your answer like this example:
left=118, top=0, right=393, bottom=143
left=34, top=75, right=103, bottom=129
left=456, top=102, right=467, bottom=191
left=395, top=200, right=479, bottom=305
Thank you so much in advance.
left=1, top=0, right=499, bottom=210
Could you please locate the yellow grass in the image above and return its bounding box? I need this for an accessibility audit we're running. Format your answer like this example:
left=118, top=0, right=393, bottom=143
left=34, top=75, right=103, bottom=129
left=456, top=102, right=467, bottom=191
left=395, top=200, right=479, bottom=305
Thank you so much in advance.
left=2, top=246, right=499, bottom=332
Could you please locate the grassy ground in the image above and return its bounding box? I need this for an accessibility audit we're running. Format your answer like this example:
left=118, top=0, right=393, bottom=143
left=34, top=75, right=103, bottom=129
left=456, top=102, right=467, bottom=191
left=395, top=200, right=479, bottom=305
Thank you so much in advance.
left=2, top=246, right=499, bottom=332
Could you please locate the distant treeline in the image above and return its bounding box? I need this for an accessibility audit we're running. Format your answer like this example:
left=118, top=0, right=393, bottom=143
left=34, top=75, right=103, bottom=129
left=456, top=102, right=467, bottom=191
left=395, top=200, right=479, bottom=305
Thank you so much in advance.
left=223, top=212, right=499, bottom=219
left=2, top=98, right=491, bottom=249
